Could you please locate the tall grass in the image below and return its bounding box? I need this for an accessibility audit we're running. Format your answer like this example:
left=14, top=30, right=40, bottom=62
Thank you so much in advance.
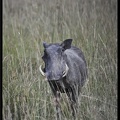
left=3, top=0, right=117, bottom=120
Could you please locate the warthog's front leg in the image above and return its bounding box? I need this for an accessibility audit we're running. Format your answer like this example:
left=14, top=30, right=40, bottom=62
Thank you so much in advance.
left=54, top=91, right=61, bottom=120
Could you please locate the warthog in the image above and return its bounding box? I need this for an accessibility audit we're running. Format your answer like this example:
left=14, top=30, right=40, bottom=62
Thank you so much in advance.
left=39, top=39, right=87, bottom=119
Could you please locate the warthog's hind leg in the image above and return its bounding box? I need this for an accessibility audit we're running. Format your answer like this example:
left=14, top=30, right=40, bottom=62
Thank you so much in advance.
left=67, top=86, right=79, bottom=120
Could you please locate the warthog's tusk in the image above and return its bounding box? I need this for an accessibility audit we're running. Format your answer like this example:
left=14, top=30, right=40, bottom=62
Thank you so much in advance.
left=62, top=64, right=69, bottom=77
left=39, top=65, right=45, bottom=76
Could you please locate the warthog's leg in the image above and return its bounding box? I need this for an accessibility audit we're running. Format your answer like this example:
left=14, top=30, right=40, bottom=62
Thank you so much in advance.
left=54, top=91, right=61, bottom=120
left=48, top=81, right=62, bottom=120
left=67, top=86, right=79, bottom=120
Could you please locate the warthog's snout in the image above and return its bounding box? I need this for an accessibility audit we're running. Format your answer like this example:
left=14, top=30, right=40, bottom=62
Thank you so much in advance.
left=39, top=63, right=69, bottom=81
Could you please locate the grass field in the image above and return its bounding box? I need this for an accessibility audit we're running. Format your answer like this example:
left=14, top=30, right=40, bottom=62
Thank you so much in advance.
left=3, top=0, right=117, bottom=120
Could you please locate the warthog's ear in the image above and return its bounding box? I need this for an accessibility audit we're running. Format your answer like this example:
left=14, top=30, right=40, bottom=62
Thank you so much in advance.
left=61, top=39, right=73, bottom=50
left=43, top=42, right=49, bottom=48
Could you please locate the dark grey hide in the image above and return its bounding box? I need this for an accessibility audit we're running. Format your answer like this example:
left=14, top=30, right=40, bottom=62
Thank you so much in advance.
left=41, top=39, right=87, bottom=119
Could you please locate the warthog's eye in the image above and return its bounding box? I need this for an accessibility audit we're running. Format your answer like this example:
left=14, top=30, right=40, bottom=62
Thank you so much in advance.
left=44, top=49, right=47, bottom=54
left=44, top=49, right=48, bottom=56
left=42, top=55, right=44, bottom=60
left=62, top=48, right=65, bottom=52
left=57, top=47, right=64, bottom=54
left=42, top=49, right=51, bottom=61
left=42, top=50, right=47, bottom=60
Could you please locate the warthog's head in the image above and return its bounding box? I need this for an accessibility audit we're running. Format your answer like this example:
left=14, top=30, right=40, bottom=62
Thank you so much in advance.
left=39, top=39, right=72, bottom=81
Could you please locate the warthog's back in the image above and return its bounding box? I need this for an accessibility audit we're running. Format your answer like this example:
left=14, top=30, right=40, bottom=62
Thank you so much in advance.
left=64, top=46, right=88, bottom=87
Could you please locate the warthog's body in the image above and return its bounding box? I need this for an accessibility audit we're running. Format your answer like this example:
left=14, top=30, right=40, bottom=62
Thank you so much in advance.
left=40, top=39, right=87, bottom=119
